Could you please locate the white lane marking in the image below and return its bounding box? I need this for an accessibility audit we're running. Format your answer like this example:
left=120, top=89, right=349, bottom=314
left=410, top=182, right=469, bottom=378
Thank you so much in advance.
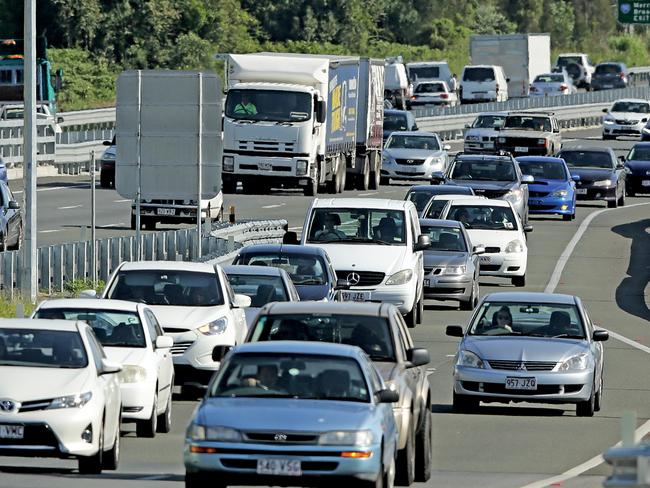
left=288, top=226, right=302, bottom=231
left=38, top=229, right=60, bottom=234
left=138, top=475, right=169, bottom=480
left=98, top=222, right=125, bottom=228
left=114, top=199, right=131, bottom=203
left=262, top=203, right=286, bottom=209
left=13, top=183, right=88, bottom=195
left=358, top=192, right=376, bottom=197
left=521, top=201, right=650, bottom=488
left=57, top=205, right=83, bottom=210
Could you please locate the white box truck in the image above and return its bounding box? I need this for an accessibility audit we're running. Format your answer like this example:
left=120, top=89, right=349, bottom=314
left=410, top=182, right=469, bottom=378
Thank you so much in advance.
left=470, top=34, right=551, bottom=98
left=223, top=53, right=384, bottom=195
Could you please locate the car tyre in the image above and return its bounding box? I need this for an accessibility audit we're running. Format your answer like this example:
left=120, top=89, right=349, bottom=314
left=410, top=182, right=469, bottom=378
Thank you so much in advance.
left=186, top=472, right=225, bottom=488
left=595, top=374, right=603, bottom=412
left=627, top=186, right=636, bottom=197
left=103, top=415, right=120, bottom=470
left=414, top=406, right=432, bottom=482
left=157, top=392, right=172, bottom=433
left=618, top=191, right=625, bottom=207
left=78, top=421, right=104, bottom=474
left=136, top=394, right=157, bottom=438
left=512, top=275, right=526, bottom=287
left=396, top=419, right=415, bottom=486
left=405, top=299, right=418, bottom=329
left=602, top=134, right=614, bottom=140
left=607, top=198, right=618, bottom=209
left=8, top=223, right=22, bottom=251
left=576, top=386, right=596, bottom=417
left=452, top=391, right=479, bottom=413
left=562, top=214, right=572, bottom=221
left=380, top=176, right=390, bottom=186
left=416, top=293, right=423, bottom=325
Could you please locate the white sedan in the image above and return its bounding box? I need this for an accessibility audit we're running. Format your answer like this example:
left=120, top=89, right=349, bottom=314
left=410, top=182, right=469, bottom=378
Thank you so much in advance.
left=32, top=298, right=174, bottom=438
left=529, top=71, right=577, bottom=97
left=0, top=319, right=122, bottom=474
left=410, top=80, right=458, bottom=107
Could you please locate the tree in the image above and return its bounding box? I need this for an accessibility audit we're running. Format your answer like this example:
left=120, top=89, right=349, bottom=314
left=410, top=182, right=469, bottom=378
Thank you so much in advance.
left=541, top=0, right=575, bottom=49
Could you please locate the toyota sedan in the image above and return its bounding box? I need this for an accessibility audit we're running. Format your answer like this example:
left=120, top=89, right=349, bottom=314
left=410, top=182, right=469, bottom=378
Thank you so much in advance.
left=446, top=292, right=608, bottom=416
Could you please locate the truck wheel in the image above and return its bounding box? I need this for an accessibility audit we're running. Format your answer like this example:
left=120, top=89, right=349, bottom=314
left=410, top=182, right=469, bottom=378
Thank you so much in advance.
left=356, top=156, right=370, bottom=191
left=338, top=167, right=347, bottom=193
left=369, top=159, right=381, bottom=190
left=100, top=171, right=111, bottom=189
left=304, top=176, right=318, bottom=197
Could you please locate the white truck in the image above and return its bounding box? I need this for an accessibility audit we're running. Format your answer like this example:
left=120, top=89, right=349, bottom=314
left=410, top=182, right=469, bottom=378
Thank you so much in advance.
left=470, top=34, right=551, bottom=98
left=223, top=53, right=385, bottom=195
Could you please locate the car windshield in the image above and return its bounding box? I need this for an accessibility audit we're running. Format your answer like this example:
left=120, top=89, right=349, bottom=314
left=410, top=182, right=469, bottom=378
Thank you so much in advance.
left=409, top=66, right=440, bottom=79
left=447, top=205, right=518, bottom=231
left=595, top=64, right=621, bottom=75
left=415, top=82, right=446, bottom=93
left=450, top=159, right=517, bottom=182
left=33, top=309, right=146, bottom=348
left=387, top=135, right=440, bottom=150
left=424, top=200, right=449, bottom=219
left=468, top=302, right=585, bottom=338
left=407, top=187, right=473, bottom=213
left=559, top=151, right=614, bottom=169
left=106, top=270, right=224, bottom=306
left=384, top=113, right=408, bottom=131
left=516, top=160, right=567, bottom=180
left=307, top=208, right=407, bottom=245
left=0, top=328, right=88, bottom=368
left=472, top=115, right=505, bottom=129
left=209, top=353, right=371, bottom=402
left=628, top=146, right=650, bottom=161
left=420, top=225, right=467, bottom=252
left=225, top=89, right=311, bottom=123
left=235, top=253, right=327, bottom=285
left=534, top=74, right=564, bottom=83
left=463, top=68, right=495, bottom=82
left=557, top=56, right=582, bottom=68
left=503, top=116, right=551, bottom=132
left=226, top=273, right=289, bottom=307
left=611, top=101, right=650, bottom=113
left=249, top=314, right=395, bottom=361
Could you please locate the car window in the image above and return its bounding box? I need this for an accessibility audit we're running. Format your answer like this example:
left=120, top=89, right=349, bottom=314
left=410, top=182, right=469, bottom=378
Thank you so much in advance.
left=472, top=115, right=505, bottom=129
left=450, top=159, right=517, bottom=182
left=226, top=273, right=289, bottom=307
left=516, top=160, right=567, bottom=180
left=307, top=208, right=406, bottom=245
left=420, top=225, right=467, bottom=251
left=0, top=327, right=89, bottom=368
left=144, top=309, right=160, bottom=344
left=503, top=116, right=551, bottom=132
left=611, top=101, right=650, bottom=113
left=447, top=205, right=518, bottom=231
left=628, top=146, right=650, bottom=160
left=559, top=151, right=614, bottom=169
left=237, top=253, right=327, bottom=286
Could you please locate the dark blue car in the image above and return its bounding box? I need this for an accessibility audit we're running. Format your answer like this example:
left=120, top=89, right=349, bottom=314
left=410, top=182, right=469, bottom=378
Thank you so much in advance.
left=516, top=156, right=577, bottom=221
left=625, top=142, right=650, bottom=196
left=231, top=244, right=340, bottom=301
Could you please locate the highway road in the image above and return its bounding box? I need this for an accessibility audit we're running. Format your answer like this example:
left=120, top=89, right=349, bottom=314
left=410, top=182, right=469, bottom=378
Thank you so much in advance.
left=1, top=126, right=649, bottom=487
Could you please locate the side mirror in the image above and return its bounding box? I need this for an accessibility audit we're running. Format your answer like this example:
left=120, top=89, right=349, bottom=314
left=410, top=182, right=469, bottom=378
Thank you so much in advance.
left=79, top=289, right=98, bottom=299
left=406, top=348, right=430, bottom=367
left=57, top=116, right=64, bottom=124
left=430, top=171, right=444, bottom=183
left=412, top=125, right=419, bottom=131
left=618, top=155, right=626, bottom=163
left=523, top=224, right=533, bottom=233
left=494, top=126, right=501, bottom=131
left=571, top=174, right=581, bottom=182
left=642, top=118, right=648, bottom=123
left=602, top=108, right=608, bottom=113
left=335, top=278, right=350, bottom=290
left=103, top=140, right=112, bottom=146
left=593, top=330, right=609, bottom=342
left=465, top=123, right=471, bottom=129
left=8, top=201, right=19, bottom=210
left=446, top=325, right=464, bottom=337
left=155, top=336, right=173, bottom=349
left=414, top=234, right=431, bottom=251
left=443, top=144, right=451, bottom=151
left=316, top=100, right=326, bottom=124
left=506, top=78, right=511, bottom=83
left=521, top=174, right=534, bottom=183
left=99, top=359, right=122, bottom=375
left=233, top=294, right=252, bottom=308
left=212, top=345, right=233, bottom=362
left=377, top=389, right=400, bottom=403
left=472, top=245, right=485, bottom=255
left=282, top=231, right=299, bottom=245
left=553, top=128, right=560, bottom=133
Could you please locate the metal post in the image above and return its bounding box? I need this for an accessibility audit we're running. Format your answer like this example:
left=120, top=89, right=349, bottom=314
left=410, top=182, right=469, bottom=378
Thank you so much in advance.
left=196, top=72, right=203, bottom=259
left=90, top=150, right=96, bottom=286
left=22, top=0, right=37, bottom=302
left=135, top=70, right=142, bottom=259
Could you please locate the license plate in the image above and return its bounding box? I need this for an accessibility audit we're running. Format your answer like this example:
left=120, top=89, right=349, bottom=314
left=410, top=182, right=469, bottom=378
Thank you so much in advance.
left=643, top=180, right=650, bottom=187
left=259, top=162, right=273, bottom=171
left=0, top=425, right=24, bottom=439
left=156, top=208, right=175, bottom=216
left=505, top=377, right=537, bottom=390
left=340, top=291, right=371, bottom=302
left=480, top=256, right=491, bottom=263
left=483, top=142, right=495, bottom=149
left=576, top=188, right=588, bottom=195
left=257, top=459, right=301, bottom=476
left=424, top=278, right=431, bottom=287
left=515, top=146, right=528, bottom=153
left=603, top=84, right=613, bottom=89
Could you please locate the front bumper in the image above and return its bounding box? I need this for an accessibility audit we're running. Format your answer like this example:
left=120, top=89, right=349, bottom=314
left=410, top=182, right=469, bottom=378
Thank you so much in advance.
left=120, top=382, right=156, bottom=421
left=574, top=186, right=617, bottom=201
left=184, top=440, right=383, bottom=482
left=478, top=252, right=526, bottom=277
left=496, top=144, right=550, bottom=157
left=528, top=196, right=575, bottom=215
left=423, top=272, right=473, bottom=301
left=381, top=160, right=444, bottom=181
left=453, top=365, right=594, bottom=404
left=464, top=141, right=496, bottom=153
left=603, top=122, right=644, bottom=137
left=168, top=329, right=235, bottom=386
left=223, top=154, right=313, bottom=189
left=343, top=282, right=417, bottom=315
left=626, top=175, right=650, bottom=193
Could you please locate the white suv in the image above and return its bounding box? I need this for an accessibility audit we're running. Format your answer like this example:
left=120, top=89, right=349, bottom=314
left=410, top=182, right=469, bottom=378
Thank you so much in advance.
left=99, top=261, right=250, bottom=394
left=301, top=198, right=430, bottom=327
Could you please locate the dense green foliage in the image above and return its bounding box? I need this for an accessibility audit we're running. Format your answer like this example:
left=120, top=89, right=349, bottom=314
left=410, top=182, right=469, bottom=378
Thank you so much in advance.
left=0, top=0, right=646, bottom=109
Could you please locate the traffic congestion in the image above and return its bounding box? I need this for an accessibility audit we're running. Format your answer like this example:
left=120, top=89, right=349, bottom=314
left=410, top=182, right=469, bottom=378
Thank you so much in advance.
left=2, top=44, right=650, bottom=488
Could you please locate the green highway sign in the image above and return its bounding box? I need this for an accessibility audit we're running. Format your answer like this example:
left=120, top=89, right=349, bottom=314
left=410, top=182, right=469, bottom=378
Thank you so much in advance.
left=618, top=0, right=650, bottom=24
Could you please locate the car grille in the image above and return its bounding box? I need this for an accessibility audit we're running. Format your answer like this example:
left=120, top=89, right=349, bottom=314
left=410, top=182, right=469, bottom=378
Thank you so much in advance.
left=0, top=423, right=59, bottom=447
left=461, top=381, right=564, bottom=395
left=18, top=399, right=53, bottom=413
left=480, top=264, right=501, bottom=272
left=530, top=204, right=556, bottom=211
left=396, top=171, right=425, bottom=176
left=170, top=341, right=194, bottom=356
left=502, top=137, right=538, bottom=146
left=207, top=447, right=342, bottom=457
left=529, top=191, right=550, bottom=198
left=336, top=271, right=385, bottom=287
left=487, top=360, right=557, bottom=371
left=615, top=119, right=638, bottom=125
left=164, top=327, right=190, bottom=333
left=244, top=432, right=319, bottom=444
left=472, top=188, right=510, bottom=198
left=424, top=288, right=465, bottom=294
left=221, top=459, right=338, bottom=471
left=395, top=158, right=425, bottom=166
left=482, top=136, right=495, bottom=142
left=484, top=247, right=500, bottom=254
left=424, top=267, right=443, bottom=275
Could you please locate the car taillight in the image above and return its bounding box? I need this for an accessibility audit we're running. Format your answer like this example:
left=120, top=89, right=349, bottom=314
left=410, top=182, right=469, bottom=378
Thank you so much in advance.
left=411, top=95, right=417, bottom=100
left=559, top=84, right=568, bottom=91
left=619, top=73, right=626, bottom=79
left=440, top=93, right=449, bottom=99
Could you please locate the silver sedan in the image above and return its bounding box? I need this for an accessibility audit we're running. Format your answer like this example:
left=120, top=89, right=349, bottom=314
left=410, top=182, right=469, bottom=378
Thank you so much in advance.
left=381, top=131, right=450, bottom=183
left=446, top=292, right=608, bottom=416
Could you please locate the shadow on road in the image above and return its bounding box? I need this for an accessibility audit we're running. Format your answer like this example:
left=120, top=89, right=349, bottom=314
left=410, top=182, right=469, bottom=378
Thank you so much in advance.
left=0, top=465, right=183, bottom=481
left=431, top=403, right=567, bottom=417
left=612, top=218, right=650, bottom=322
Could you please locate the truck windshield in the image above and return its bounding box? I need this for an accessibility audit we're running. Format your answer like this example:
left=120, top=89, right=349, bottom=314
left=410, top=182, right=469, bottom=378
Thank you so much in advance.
left=225, top=89, right=312, bottom=123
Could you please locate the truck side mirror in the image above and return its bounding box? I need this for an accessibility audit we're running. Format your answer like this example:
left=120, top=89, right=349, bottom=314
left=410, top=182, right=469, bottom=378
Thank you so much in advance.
left=316, top=100, right=326, bottom=123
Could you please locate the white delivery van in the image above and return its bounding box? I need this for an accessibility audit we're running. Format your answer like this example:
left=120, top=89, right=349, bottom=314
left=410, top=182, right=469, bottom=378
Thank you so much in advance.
left=460, top=65, right=509, bottom=104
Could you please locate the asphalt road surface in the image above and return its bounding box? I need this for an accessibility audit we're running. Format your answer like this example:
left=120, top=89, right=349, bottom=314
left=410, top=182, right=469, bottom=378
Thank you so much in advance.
left=2, top=126, right=649, bottom=487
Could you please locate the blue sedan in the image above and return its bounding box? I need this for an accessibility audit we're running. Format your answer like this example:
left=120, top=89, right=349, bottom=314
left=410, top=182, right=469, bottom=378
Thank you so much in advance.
left=625, top=142, right=650, bottom=196
left=184, top=341, right=399, bottom=488
left=516, top=156, right=577, bottom=221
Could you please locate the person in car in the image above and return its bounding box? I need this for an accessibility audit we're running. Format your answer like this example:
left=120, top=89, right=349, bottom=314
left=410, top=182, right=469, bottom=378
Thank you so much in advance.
left=492, top=306, right=514, bottom=332
left=314, top=214, right=346, bottom=241
left=243, top=364, right=281, bottom=390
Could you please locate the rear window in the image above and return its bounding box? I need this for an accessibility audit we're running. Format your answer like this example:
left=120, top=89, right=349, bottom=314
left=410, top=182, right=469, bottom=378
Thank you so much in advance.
left=595, top=64, right=622, bottom=75
left=463, top=67, right=495, bottom=82
left=409, top=66, right=440, bottom=80
left=557, top=56, right=582, bottom=68
left=384, top=113, right=408, bottom=131
left=534, top=74, right=564, bottom=83
left=415, top=82, right=446, bottom=93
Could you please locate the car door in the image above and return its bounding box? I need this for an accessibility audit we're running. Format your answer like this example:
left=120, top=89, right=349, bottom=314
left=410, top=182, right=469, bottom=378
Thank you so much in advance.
left=143, top=307, right=173, bottom=408
left=220, top=268, right=247, bottom=341
left=85, top=329, right=121, bottom=437
left=0, top=183, right=19, bottom=245
left=408, top=206, right=424, bottom=296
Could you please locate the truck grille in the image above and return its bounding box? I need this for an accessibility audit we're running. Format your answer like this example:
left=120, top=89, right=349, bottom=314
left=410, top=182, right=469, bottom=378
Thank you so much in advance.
left=238, top=140, right=295, bottom=152
left=336, top=270, right=385, bottom=287
left=170, top=341, right=194, bottom=356
left=487, top=360, right=557, bottom=371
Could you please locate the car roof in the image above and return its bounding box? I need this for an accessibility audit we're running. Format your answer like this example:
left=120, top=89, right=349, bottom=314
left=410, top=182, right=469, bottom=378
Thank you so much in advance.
left=311, top=198, right=412, bottom=210
left=475, top=111, right=508, bottom=117
left=631, top=142, right=650, bottom=148
left=483, top=292, right=577, bottom=305
left=37, top=298, right=140, bottom=312
left=408, top=184, right=472, bottom=193
left=429, top=195, right=485, bottom=202
left=238, top=244, right=328, bottom=257
left=418, top=218, right=462, bottom=228
left=516, top=156, right=566, bottom=164
left=261, top=300, right=391, bottom=317
left=448, top=198, right=510, bottom=208
left=506, top=111, right=553, bottom=117
left=222, top=264, right=285, bottom=277
left=387, top=131, right=437, bottom=137
left=0, top=318, right=83, bottom=332
left=611, top=98, right=649, bottom=104
left=558, top=146, right=613, bottom=154
left=234, top=340, right=364, bottom=359
left=119, top=260, right=216, bottom=272
left=455, top=153, right=513, bottom=161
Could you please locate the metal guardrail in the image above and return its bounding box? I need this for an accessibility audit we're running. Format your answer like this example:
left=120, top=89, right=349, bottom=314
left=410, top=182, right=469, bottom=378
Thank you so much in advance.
left=0, top=118, right=56, bottom=167
left=0, top=219, right=287, bottom=298
left=603, top=443, right=650, bottom=487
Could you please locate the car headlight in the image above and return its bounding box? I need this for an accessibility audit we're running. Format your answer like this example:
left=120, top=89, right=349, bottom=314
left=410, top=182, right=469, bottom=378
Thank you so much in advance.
left=442, top=265, right=466, bottom=275
left=198, top=317, right=228, bottom=335
left=382, top=153, right=394, bottom=163
left=187, top=424, right=242, bottom=442
left=427, top=156, right=444, bottom=168
left=466, top=135, right=479, bottom=142
left=505, top=188, right=523, bottom=201
left=319, top=430, right=374, bottom=446
left=385, top=269, right=413, bottom=285
left=102, top=152, right=116, bottom=161
left=118, top=365, right=147, bottom=383
left=457, top=350, right=484, bottom=369
left=603, top=117, right=614, bottom=124
left=505, top=239, right=524, bottom=253
left=552, top=189, right=569, bottom=197
left=48, top=391, right=93, bottom=409
left=223, top=156, right=234, bottom=172
left=558, top=353, right=590, bottom=371
left=296, top=159, right=308, bottom=176
left=537, top=138, right=547, bottom=145
left=593, top=179, right=612, bottom=187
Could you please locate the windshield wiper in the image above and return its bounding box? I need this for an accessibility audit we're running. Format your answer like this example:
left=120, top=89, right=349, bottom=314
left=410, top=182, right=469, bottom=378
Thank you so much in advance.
left=367, top=354, right=394, bottom=362
left=552, top=334, right=585, bottom=339
left=275, top=121, right=294, bottom=126
left=294, top=278, right=324, bottom=285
